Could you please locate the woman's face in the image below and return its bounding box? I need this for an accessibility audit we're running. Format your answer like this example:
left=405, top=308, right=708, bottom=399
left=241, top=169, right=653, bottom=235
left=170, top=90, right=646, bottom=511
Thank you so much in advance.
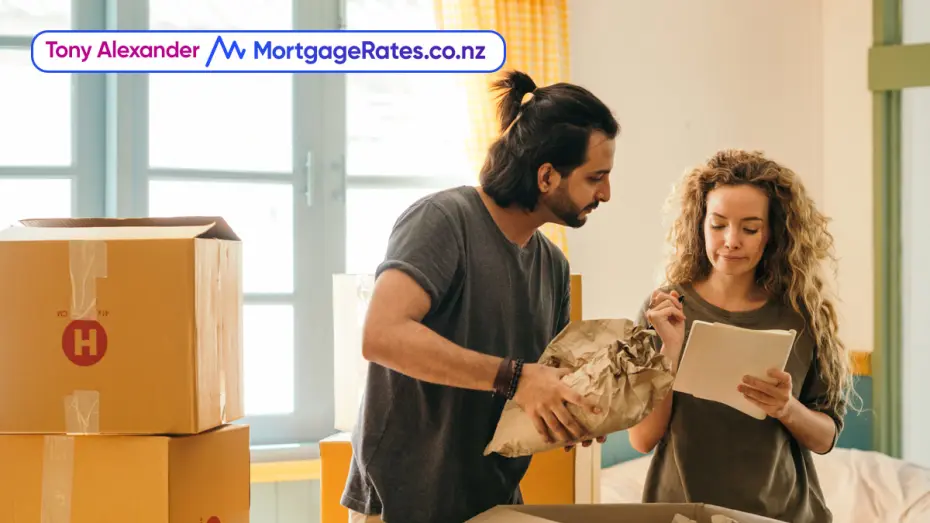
left=702, top=184, right=771, bottom=278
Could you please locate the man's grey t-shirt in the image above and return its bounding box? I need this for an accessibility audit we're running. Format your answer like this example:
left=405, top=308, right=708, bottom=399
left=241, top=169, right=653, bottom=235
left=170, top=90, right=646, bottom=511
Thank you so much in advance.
left=341, top=186, right=572, bottom=523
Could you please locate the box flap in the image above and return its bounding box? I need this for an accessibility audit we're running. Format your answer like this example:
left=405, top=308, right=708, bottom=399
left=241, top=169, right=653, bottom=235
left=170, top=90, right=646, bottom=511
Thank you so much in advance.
left=467, top=504, right=784, bottom=523
left=0, top=216, right=240, bottom=241
left=466, top=506, right=560, bottom=523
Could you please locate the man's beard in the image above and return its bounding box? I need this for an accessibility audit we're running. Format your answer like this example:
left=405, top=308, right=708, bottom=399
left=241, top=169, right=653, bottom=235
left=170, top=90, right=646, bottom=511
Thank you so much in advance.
left=547, top=189, right=598, bottom=228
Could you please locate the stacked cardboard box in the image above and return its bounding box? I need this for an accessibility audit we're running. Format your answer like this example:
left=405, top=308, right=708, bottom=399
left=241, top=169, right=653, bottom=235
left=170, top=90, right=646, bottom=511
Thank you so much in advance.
left=0, top=217, right=250, bottom=523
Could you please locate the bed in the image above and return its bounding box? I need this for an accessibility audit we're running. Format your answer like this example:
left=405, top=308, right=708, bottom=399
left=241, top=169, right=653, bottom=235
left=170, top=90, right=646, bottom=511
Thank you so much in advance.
left=597, top=438, right=930, bottom=522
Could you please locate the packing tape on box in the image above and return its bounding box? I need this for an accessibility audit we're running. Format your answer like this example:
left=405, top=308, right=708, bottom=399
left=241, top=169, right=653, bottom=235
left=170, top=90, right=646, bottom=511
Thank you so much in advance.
left=68, top=240, right=107, bottom=321
left=217, top=241, right=238, bottom=423
left=198, top=240, right=235, bottom=426
left=66, top=240, right=106, bottom=435
left=64, top=390, right=100, bottom=434
left=41, top=435, right=75, bottom=523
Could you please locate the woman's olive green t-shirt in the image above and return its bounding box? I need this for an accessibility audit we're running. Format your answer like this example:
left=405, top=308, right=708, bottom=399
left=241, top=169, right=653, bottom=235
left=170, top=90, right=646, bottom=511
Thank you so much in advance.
left=638, top=283, right=846, bottom=523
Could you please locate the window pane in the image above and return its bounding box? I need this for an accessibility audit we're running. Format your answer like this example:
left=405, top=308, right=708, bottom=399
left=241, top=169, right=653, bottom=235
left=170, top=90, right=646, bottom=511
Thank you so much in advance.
left=244, top=304, right=294, bottom=416
left=346, top=186, right=438, bottom=275
left=147, top=1, right=293, bottom=173
left=0, top=178, right=71, bottom=227
left=148, top=180, right=294, bottom=294
left=903, top=0, right=930, bottom=44
left=901, top=86, right=930, bottom=468
left=0, top=49, right=71, bottom=167
left=148, top=75, right=293, bottom=174
left=149, top=0, right=290, bottom=30
left=345, top=0, right=471, bottom=179
left=0, top=0, right=70, bottom=35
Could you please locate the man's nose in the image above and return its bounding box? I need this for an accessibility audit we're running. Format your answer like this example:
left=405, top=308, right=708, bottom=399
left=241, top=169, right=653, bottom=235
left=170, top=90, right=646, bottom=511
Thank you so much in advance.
left=598, top=179, right=611, bottom=203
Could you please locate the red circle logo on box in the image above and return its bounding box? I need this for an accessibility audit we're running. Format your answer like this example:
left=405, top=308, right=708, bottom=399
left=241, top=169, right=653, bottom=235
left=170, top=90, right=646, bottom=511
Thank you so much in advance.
left=62, top=320, right=108, bottom=366
left=207, top=518, right=221, bottom=523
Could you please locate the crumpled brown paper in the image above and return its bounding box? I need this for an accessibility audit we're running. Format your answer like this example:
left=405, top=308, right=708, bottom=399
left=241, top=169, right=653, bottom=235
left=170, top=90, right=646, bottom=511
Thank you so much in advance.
left=483, top=318, right=675, bottom=458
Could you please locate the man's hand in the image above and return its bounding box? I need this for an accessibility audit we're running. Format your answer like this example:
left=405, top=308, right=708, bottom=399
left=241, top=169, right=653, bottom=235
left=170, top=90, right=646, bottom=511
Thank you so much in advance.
left=512, top=363, right=601, bottom=445
left=739, top=368, right=796, bottom=419
left=564, top=435, right=607, bottom=452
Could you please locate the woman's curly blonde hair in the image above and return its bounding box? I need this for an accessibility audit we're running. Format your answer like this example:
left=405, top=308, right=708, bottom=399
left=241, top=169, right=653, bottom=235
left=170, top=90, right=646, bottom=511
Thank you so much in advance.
left=664, top=149, right=852, bottom=415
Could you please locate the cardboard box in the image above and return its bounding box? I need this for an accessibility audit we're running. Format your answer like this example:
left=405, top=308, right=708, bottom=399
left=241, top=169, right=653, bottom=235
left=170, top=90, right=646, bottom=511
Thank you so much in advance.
left=0, top=217, right=244, bottom=435
left=0, top=423, right=251, bottom=523
left=466, top=503, right=785, bottom=523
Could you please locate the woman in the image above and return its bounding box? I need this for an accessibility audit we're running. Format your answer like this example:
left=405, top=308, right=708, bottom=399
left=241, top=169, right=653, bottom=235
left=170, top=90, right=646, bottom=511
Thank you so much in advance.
left=629, top=149, right=854, bottom=523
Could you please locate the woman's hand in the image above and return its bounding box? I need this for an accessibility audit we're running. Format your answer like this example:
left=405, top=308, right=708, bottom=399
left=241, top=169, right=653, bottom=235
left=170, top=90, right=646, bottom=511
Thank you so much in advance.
left=644, top=289, right=686, bottom=366
left=739, top=368, right=797, bottom=419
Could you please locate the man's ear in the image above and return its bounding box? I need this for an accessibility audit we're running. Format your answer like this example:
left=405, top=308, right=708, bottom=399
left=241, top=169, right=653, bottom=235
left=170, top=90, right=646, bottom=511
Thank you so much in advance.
left=538, top=163, right=561, bottom=194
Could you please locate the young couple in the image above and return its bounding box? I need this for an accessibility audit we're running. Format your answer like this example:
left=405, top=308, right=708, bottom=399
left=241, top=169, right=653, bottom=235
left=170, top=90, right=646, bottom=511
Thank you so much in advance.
left=341, top=70, right=851, bottom=523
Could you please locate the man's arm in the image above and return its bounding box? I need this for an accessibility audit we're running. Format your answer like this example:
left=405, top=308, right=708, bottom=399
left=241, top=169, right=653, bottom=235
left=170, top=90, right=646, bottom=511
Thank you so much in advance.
left=362, top=268, right=503, bottom=391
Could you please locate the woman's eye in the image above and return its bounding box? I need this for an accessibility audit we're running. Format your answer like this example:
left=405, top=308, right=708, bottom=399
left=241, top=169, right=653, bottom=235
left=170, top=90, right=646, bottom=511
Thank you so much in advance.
left=744, top=229, right=760, bottom=235
left=710, top=224, right=725, bottom=230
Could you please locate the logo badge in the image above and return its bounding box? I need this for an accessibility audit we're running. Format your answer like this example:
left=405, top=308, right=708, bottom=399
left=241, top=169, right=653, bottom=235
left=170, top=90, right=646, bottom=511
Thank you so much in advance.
left=62, top=320, right=108, bottom=366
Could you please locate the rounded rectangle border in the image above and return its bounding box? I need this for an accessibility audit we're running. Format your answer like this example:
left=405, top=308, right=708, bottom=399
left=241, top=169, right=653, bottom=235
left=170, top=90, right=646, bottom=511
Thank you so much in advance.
left=31, top=29, right=507, bottom=73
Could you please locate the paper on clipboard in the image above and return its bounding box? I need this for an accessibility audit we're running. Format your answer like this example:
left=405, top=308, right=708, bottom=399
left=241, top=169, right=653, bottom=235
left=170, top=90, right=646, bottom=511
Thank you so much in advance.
left=673, top=320, right=797, bottom=419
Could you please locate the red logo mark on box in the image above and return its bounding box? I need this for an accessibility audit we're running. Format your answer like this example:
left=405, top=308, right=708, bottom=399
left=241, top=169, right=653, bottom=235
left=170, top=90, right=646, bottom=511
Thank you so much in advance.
left=207, top=517, right=221, bottom=523
left=62, top=320, right=108, bottom=366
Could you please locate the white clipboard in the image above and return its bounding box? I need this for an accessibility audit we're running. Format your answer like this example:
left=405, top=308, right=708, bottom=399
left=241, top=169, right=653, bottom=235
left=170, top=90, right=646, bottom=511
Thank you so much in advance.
left=673, top=320, right=797, bottom=419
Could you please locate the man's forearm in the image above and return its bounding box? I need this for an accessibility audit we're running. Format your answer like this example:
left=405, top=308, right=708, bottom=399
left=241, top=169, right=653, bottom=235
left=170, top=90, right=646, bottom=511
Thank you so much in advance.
left=363, top=318, right=503, bottom=391
left=780, top=399, right=837, bottom=454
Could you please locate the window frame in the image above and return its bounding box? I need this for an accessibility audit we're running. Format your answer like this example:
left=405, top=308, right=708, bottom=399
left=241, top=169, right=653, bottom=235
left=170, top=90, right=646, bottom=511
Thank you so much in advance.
left=869, top=0, right=930, bottom=459
left=0, top=0, right=105, bottom=218
left=102, top=0, right=348, bottom=448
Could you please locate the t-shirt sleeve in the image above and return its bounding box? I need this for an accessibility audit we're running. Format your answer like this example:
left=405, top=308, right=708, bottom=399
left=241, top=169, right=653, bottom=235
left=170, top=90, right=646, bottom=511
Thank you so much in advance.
left=798, top=345, right=848, bottom=454
left=375, top=199, right=463, bottom=316
left=556, top=263, right=571, bottom=334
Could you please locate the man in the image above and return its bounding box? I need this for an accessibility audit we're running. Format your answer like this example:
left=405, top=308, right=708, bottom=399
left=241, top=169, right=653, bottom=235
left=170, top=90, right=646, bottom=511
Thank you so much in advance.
left=342, top=70, right=619, bottom=523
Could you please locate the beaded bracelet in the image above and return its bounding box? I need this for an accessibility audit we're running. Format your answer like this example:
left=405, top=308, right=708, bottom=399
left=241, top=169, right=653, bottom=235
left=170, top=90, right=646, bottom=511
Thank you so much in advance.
left=506, top=359, right=524, bottom=400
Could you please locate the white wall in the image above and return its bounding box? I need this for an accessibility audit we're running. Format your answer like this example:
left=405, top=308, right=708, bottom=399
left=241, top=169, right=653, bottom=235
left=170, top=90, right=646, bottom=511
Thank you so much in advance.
left=821, top=0, right=873, bottom=354
left=567, top=0, right=874, bottom=354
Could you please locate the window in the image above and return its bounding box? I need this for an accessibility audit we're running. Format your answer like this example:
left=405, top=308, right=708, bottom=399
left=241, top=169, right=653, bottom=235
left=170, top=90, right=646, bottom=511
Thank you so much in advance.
left=0, top=0, right=79, bottom=224
left=900, top=0, right=930, bottom=469
left=3, top=0, right=470, bottom=447
left=344, top=0, right=473, bottom=274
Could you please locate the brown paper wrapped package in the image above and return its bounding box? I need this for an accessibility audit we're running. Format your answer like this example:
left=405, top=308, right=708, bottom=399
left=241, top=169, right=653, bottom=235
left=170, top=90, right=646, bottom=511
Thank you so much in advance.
left=484, top=319, right=675, bottom=458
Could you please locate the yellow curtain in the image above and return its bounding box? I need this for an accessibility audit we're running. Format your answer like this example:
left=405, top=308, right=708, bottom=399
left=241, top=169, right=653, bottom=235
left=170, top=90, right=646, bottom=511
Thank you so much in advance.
left=434, top=0, right=572, bottom=257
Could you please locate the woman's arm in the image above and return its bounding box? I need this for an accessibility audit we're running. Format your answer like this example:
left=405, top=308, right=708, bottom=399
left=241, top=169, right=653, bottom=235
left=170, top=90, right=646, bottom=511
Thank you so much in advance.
left=778, top=400, right=838, bottom=454
left=740, top=369, right=838, bottom=454
left=628, top=290, right=685, bottom=454
left=627, top=371, right=675, bottom=453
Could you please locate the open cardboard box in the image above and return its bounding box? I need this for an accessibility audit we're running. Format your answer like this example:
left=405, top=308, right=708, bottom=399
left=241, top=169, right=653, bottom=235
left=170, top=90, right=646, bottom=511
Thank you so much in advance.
left=0, top=216, right=243, bottom=435
left=467, top=503, right=784, bottom=523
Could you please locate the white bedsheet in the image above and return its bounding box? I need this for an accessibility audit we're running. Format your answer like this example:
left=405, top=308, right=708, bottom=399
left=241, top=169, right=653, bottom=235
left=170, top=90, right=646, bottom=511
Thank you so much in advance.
left=599, top=448, right=930, bottom=523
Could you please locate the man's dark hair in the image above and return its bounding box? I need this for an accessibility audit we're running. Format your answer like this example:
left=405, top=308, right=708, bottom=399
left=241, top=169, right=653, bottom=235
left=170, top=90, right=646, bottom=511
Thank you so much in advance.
left=478, top=70, right=619, bottom=210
